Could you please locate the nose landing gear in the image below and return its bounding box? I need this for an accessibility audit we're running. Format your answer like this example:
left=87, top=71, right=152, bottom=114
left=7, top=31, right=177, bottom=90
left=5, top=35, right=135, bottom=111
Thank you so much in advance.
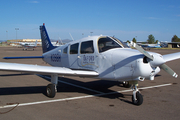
left=131, top=83, right=143, bottom=105
left=123, top=81, right=143, bottom=105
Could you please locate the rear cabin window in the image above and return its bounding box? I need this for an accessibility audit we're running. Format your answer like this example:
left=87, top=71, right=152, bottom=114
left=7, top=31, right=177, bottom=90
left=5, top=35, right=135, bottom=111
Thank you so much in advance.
left=98, top=37, right=122, bottom=53
left=63, top=47, right=68, bottom=54
left=70, top=43, right=79, bottom=54
left=80, top=41, right=94, bottom=54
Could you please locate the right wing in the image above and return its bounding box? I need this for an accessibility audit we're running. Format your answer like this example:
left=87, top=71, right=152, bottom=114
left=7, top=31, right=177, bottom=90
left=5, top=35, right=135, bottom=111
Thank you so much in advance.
left=163, top=52, right=180, bottom=62
left=0, top=62, right=99, bottom=77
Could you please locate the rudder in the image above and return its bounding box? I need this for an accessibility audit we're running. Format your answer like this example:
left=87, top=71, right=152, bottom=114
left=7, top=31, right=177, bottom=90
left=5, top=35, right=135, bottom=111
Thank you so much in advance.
left=40, top=23, right=55, bottom=53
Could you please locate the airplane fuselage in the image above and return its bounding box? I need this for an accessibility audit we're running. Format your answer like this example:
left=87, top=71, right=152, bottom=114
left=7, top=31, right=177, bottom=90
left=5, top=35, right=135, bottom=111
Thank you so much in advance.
left=42, top=36, right=160, bottom=82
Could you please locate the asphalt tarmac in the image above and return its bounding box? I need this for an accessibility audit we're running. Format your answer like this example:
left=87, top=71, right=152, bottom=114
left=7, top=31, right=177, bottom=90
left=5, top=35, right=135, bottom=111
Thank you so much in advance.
left=0, top=47, right=180, bottom=120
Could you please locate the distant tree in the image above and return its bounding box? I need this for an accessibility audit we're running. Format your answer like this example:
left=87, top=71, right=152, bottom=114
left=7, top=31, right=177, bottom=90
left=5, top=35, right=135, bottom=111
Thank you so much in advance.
left=132, top=38, right=136, bottom=43
left=141, top=42, right=147, bottom=44
left=147, top=34, right=155, bottom=44
left=172, top=35, right=180, bottom=42
left=155, top=40, right=159, bottom=44
left=126, top=40, right=130, bottom=43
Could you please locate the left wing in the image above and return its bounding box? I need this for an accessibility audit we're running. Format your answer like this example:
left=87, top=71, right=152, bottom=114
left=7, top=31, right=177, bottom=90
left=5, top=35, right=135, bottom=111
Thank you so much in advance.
left=3, top=56, right=43, bottom=59
left=0, top=62, right=98, bottom=77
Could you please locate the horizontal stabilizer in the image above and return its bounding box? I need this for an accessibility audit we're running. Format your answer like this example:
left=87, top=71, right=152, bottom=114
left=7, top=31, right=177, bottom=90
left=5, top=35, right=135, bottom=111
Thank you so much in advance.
left=0, top=62, right=98, bottom=77
left=3, top=56, right=44, bottom=59
left=163, top=52, right=180, bottom=62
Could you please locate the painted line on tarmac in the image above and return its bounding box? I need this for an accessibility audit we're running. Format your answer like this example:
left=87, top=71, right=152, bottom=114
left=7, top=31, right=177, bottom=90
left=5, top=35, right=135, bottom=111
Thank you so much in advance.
left=38, top=75, right=103, bottom=94
left=0, top=83, right=172, bottom=109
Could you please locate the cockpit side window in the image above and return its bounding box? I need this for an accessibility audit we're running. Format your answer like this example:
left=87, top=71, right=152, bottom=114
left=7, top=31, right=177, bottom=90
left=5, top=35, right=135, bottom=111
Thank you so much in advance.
left=70, top=43, right=79, bottom=54
left=80, top=41, right=94, bottom=54
left=63, top=46, right=68, bottom=54
left=98, top=37, right=122, bottom=53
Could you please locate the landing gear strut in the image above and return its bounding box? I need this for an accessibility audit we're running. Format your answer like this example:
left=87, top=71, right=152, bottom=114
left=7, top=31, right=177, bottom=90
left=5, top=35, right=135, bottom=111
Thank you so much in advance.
left=46, top=74, right=58, bottom=98
left=131, top=82, right=143, bottom=105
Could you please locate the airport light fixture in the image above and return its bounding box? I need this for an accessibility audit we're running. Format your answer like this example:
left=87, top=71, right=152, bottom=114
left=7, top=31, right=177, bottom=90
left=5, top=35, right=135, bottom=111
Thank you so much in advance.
left=90, top=32, right=93, bottom=36
left=15, top=28, right=19, bottom=40
left=6, top=31, right=8, bottom=41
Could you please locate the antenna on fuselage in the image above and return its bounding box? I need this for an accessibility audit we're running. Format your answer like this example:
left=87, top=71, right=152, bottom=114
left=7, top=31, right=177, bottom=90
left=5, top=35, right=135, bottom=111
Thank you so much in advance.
left=69, top=33, right=74, bottom=41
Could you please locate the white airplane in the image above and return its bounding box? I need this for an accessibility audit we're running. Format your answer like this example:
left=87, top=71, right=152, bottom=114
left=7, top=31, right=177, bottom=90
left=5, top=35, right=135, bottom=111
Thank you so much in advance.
left=1, top=23, right=180, bottom=106
left=22, top=40, right=38, bottom=50
left=139, top=42, right=161, bottom=49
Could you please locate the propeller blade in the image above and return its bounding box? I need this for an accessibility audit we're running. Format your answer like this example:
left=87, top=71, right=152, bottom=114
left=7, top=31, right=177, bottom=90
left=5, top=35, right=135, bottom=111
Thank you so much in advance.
left=160, top=64, right=178, bottom=78
left=131, top=42, right=153, bottom=60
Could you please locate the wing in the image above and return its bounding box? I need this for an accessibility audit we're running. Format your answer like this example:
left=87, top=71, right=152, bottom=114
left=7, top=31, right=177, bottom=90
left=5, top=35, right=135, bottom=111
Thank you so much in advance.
left=163, top=52, right=180, bottom=62
left=0, top=62, right=98, bottom=77
left=4, top=56, right=43, bottom=59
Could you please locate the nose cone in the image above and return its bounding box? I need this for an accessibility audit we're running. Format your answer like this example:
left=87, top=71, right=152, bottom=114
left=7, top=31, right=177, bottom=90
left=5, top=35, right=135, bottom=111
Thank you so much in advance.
left=149, top=53, right=165, bottom=67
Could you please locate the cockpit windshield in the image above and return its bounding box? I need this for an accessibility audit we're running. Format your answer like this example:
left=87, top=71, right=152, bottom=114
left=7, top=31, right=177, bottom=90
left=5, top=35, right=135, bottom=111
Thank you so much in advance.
left=98, top=37, right=129, bottom=53
left=111, top=37, right=130, bottom=48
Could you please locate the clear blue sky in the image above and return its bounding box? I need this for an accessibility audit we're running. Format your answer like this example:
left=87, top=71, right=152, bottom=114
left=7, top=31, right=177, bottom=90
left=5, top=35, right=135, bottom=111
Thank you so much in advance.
left=0, top=0, right=180, bottom=42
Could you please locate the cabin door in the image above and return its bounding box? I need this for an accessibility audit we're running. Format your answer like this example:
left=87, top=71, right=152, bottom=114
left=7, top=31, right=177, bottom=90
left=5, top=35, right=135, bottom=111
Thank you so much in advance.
left=68, top=43, right=79, bottom=69
left=78, top=40, right=98, bottom=71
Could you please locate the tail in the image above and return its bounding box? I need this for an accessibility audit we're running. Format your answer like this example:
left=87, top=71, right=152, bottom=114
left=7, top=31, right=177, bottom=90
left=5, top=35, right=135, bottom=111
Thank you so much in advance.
left=40, top=23, right=55, bottom=53
left=35, top=40, right=38, bottom=46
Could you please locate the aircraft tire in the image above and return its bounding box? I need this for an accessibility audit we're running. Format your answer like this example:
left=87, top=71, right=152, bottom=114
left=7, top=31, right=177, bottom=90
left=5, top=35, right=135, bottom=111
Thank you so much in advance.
left=123, top=81, right=131, bottom=88
left=132, top=92, right=143, bottom=106
left=46, top=84, right=56, bottom=98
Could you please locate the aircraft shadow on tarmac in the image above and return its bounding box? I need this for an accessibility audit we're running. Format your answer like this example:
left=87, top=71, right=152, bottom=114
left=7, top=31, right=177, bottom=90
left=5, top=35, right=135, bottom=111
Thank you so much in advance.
left=0, top=73, right=160, bottom=105
left=0, top=73, right=33, bottom=77
left=38, top=74, right=133, bottom=104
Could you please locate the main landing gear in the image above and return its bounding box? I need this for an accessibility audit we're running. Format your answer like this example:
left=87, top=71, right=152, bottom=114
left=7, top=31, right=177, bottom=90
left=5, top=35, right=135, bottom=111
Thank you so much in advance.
left=123, top=81, right=143, bottom=105
left=122, top=81, right=131, bottom=88
left=46, top=74, right=58, bottom=98
left=46, top=84, right=56, bottom=98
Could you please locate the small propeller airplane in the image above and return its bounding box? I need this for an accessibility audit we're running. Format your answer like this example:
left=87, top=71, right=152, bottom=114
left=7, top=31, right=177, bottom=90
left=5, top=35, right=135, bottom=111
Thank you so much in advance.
left=22, top=40, right=38, bottom=50
left=139, top=42, right=161, bottom=50
left=1, top=23, right=180, bottom=105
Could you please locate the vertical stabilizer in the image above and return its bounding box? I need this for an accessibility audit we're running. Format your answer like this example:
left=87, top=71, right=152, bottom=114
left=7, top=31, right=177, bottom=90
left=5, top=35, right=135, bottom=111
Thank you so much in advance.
left=40, top=23, right=55, bottom=53
left=35, top=40, right=38, bottom=46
